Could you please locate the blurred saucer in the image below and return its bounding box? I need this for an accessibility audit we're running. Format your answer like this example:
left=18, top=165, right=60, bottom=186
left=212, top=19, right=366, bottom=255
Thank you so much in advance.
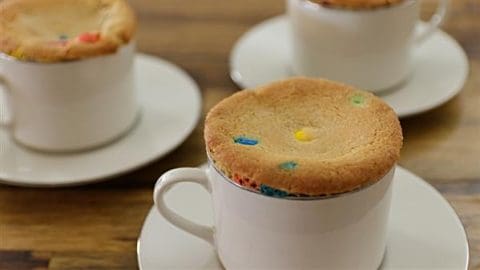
left=230, top=16, right=469, bottom=118
left=137, top=166, right=469, bottom=270
left=0, top=54, right=201, bottom=187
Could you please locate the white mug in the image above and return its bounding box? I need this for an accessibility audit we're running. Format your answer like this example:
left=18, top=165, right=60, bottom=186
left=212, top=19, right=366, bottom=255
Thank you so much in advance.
left=0, top=43, right=138, bottom=152
left=154, top=162, right=395, bottom=269
left=288, top=0, right=450, bottom=92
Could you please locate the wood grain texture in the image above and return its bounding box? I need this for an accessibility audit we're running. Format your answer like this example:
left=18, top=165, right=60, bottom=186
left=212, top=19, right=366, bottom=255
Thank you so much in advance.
left=0, top=0, right=479, bottom=269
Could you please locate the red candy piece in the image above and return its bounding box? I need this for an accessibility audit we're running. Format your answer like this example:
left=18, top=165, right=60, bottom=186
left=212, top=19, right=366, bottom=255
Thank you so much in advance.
left=78, top=32, right=101, bottom=43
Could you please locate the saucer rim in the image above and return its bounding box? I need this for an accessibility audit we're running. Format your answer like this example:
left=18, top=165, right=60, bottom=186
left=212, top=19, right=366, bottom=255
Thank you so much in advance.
left=0, top=53, right=202, bottom=187
left=229, top=15, right=469, bottom=118
left=136, top=165, right=469, bottom=270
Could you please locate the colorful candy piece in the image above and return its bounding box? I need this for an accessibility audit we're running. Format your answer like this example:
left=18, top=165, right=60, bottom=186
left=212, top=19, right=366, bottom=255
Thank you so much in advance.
left=294, top=128, right=315, bottom=142
left=49, top=35, right=69, bottom=46
left=233, top=173, right=259, bottom=190
left=77, top=32, right=101, bottom=43
left=10, top=48, right=24, bottom=59
left=234, top=136, right=258, bottom=146
left=351, top=94, right=366, bottom=107
left=279, top=161, right=298, bottom=171
left=59, top=34, right=69, bottom=41
left=260, top=184, right=289, bottom=198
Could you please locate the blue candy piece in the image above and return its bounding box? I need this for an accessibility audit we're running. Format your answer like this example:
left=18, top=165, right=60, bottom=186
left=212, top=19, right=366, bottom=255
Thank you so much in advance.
left=280, top=161, right=297, bottom=171
left=260, top=184, right=289, bottom=198
left=234, top=136, right=258, bottom=146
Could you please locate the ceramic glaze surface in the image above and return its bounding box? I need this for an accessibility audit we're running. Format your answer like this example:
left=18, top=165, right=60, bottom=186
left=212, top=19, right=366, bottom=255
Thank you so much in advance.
left=288, top=0, right=449, bottom=91
left=140, top=166, right=469, bottom=270
left=211, top=166, right=394, bottom=269
left=0, top=54, right=202, bottom=186
left=154, top=165, right=395, bottom=269
left=0, top=43, right=137, bottom=152
left=229, top=16, right=468, bottom=118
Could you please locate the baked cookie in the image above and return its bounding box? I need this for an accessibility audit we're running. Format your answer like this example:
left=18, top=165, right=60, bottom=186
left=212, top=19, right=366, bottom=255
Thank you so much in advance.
left=309, top=0, right=404, bottom=9
left=205, top=77, right=403, bottom=197
left=0, top=0, right=136, bottom=62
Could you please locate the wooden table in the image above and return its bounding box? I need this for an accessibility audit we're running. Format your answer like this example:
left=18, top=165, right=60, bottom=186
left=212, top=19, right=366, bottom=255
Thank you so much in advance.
left=0, top=0, right=479, bottom=269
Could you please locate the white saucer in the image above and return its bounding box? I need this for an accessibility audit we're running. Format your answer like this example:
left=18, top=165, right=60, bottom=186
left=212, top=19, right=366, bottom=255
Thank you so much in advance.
left=230, top=16, right=469, bottom=118
left=0, top=54, right=202, bottom=187
left=137, top=166, right=469, bottom=270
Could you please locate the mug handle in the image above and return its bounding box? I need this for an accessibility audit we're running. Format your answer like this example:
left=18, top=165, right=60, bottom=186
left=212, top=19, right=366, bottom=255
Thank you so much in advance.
left=0, top=75, right=13, bottom=127
left=415, top=0, right=450, bottom=44
left=153, top=168, right=215, bottom=245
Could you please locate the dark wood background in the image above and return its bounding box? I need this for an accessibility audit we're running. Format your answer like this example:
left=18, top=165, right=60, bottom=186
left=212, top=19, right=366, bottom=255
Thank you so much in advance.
left=1, top=0, right=479, bottom=269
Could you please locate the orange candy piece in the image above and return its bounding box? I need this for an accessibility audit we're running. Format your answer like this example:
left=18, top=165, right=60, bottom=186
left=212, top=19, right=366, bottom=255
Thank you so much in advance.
left=77, top=32, right=101, bottom=43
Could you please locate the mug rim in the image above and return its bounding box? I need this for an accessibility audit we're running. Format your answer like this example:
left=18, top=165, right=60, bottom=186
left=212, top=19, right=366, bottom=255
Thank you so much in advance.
left=0, top=41, right=135, bottom=66
left=298, top=0, right=416, bottom=13
left=207, top=156, right=395, bottom=201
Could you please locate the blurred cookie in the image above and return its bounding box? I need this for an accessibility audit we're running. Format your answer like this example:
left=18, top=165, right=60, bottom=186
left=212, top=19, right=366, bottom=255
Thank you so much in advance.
left=0, top=0, right=136, bottom=62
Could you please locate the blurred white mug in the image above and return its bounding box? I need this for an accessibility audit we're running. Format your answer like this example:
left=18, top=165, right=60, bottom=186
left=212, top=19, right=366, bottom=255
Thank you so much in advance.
left=288, top=0, right=450, bottom=92
left=0, top=43, right=137, bottom=152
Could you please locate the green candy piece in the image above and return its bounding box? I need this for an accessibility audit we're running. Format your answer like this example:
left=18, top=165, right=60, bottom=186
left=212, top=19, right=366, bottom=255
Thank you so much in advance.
left=351, top=95, right=365, bottom=106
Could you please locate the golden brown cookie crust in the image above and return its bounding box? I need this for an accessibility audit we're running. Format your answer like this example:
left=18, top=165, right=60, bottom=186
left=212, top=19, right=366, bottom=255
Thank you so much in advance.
left=205, top=77, right=403, bottom=196
left=309, top=0, right=404, bottom=9
left=0, top=0, right=137, bottom=62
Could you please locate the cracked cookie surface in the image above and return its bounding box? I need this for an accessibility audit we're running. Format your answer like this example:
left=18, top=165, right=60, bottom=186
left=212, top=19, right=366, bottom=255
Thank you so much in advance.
left=205, top=77, right=403, bottom=196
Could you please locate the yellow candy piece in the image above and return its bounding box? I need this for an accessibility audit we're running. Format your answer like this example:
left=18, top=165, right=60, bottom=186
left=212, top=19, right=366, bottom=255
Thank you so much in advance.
left=295, top=128, right=315, bottom=142
left=10, top=48, right=25, bottom=60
